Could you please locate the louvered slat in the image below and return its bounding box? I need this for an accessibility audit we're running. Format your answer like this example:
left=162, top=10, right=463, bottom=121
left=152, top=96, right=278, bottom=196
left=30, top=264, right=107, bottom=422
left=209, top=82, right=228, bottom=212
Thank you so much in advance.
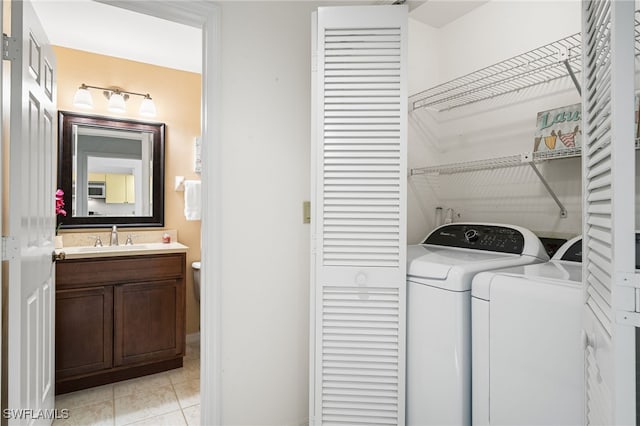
left=321, top=286, right=400, bottom=424
left=322, top=25, right=402, bottom=268
left=586, top=346, right=613, bottom=425
left=583, top=0, right=614, bottom=334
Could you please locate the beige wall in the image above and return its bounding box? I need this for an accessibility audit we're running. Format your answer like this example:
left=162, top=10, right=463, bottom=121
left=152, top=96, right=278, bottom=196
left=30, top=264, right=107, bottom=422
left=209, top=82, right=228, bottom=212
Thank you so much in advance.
left=53, top=46, right=202, bottom=334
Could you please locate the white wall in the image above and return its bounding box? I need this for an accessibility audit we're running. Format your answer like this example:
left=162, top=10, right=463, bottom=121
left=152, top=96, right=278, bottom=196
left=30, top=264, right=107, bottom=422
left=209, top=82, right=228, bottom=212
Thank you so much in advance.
left=407, top=0, right=600, bottom=243
left=408, top=18, right=442, bottom=242
left=219, top=2, right=313, bottom=424
left=437, top=1, right=582, bottom=82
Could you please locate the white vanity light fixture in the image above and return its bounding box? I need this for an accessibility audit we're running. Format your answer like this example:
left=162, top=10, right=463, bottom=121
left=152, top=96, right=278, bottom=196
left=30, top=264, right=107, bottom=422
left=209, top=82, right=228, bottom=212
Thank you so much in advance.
left=107, top=90, right=127, bottom=113
left=72, top=84, right=94, bottom=109
left=139, top=94, right=157, bottom=117
left=73, top=83, right=157, bottom=117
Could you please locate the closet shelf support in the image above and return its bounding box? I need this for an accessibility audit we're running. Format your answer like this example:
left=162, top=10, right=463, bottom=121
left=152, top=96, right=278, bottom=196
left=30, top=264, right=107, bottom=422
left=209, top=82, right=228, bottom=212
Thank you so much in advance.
left=527, top=160, right=568, bottom=218
left=563, top=59, right=581, bottom=96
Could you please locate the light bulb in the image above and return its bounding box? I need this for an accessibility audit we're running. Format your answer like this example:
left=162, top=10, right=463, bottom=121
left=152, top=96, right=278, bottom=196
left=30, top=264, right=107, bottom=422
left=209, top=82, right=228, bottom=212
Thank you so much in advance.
left=139, top=95, right=157, bottom=117
left=73, top=85, right=93, bottom=109
left=108, top=92, right=126, bottom=113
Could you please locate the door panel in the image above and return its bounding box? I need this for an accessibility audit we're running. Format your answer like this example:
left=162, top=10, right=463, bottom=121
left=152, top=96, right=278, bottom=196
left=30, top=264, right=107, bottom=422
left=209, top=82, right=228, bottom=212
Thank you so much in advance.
left=581, top=0, right=636, bottom=423
left=55, top=286, right=113, bottom=379
left=113, top=280, right=185, bottom=367
left=7, top=0, right=57, bottom=422
left=311, top=5, right=407, bottom=424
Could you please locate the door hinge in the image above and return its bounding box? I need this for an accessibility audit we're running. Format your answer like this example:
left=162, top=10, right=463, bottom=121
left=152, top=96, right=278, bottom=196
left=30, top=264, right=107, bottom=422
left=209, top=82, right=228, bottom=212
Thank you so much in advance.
left=619, top=272, right=640, bottom=289
left=616, top=310, right=640, bottom=327
left=1, top=236, right=18, bottom=261
left=2, top=34, right=18, bottom=61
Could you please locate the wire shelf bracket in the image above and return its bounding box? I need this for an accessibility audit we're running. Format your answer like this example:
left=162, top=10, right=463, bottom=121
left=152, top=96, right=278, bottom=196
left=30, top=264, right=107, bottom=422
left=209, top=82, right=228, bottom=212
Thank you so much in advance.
left=523, top=153, right=568, bottom=218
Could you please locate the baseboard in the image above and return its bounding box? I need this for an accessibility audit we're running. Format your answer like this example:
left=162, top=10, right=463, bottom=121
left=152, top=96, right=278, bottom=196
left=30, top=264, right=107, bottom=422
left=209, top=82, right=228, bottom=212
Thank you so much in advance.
left=56, top=357, right=183, bottom=395
left=186, top=332, right=200, bottom=344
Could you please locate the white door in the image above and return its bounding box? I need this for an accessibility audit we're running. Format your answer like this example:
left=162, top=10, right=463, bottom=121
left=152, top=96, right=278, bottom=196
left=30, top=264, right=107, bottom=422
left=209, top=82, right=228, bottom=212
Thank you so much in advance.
left=310, top=5, right=407, bottom=425
left=6, top=0, right=57, bottom=423
left=581, top=0, right=636, bottom=424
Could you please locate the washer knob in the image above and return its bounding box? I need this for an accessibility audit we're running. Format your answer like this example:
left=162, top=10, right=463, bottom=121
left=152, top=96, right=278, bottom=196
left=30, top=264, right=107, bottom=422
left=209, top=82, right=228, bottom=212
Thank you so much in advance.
left=464, top=229, right=479, bottom=242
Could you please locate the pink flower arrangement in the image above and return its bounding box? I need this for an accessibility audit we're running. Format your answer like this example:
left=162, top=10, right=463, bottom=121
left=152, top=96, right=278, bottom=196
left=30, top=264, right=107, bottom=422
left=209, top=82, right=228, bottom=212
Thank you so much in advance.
left=56, top=189, right=66, bottom=235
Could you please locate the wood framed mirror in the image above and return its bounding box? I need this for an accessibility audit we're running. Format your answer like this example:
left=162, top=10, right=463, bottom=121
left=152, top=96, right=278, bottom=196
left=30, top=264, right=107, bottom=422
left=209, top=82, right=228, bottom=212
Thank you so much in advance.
left=58, top=111, right=165, bottom=228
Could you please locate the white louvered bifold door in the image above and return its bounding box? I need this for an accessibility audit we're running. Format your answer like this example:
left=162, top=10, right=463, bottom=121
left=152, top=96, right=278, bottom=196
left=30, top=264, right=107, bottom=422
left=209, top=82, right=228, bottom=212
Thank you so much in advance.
left=581, top=0, right=636, bottom=424
left=310, top=5, right=407, bottom=426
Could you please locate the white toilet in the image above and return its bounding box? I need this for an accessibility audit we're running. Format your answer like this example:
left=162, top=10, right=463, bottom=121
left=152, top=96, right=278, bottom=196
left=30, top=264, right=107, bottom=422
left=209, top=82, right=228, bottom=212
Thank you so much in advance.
left=192, top=261, right=200, bottom=302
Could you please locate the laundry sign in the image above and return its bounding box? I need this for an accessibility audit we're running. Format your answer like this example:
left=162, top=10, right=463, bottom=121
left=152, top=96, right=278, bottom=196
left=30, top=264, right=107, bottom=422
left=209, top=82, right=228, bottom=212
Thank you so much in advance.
left=534, top=103, right=582, bottom=152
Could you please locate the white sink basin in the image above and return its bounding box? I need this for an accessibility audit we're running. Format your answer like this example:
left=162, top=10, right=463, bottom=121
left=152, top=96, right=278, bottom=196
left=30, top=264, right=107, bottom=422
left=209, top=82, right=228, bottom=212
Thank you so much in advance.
left=74, top=244, right=152, bottom=252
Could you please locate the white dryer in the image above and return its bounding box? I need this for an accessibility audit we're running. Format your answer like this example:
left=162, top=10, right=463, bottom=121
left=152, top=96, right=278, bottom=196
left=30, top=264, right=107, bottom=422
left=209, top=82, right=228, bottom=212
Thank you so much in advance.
left=472, top=233, right=640, bottom=425
left=471, top=236, right=585, bottom=426
left=406, top=223, right=549, bottom=426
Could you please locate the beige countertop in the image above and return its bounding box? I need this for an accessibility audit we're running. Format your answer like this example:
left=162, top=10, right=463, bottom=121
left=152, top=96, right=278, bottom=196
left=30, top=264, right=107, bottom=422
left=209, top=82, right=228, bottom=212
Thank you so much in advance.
left=56, top=242, right=189, bottom=260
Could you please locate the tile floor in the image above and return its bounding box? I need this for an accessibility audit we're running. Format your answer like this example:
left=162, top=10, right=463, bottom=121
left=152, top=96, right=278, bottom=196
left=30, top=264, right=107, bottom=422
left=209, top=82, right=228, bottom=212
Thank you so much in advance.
left=54, top=339, right=200, bottom=426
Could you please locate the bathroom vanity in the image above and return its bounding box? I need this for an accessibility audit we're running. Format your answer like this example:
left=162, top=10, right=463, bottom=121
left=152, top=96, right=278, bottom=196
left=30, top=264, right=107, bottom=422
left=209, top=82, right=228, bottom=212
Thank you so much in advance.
left=54, top=243, right=188, bottom=394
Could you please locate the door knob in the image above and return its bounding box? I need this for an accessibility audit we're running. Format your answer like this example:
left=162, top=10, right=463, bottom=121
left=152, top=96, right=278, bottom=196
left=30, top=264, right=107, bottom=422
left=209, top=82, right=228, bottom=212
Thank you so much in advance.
left=52, top=251, right=66, bottom=262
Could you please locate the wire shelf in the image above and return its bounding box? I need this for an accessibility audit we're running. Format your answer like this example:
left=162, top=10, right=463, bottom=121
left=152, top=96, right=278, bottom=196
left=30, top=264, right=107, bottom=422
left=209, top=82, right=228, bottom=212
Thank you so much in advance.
left=411, top=13, right=640, bottom=112
left=410, top=140, right=640, bottom=176
left=409, top=34, right=582, bottom=112
left=410, top=154, right=523, bottom=175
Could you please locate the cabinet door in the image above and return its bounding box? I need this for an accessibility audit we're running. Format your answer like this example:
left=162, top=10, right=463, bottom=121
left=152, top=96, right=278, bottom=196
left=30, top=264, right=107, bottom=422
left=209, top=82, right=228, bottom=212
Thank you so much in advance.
left=55, top=286, right=113, bottom=378
left=88, top=172, right=106, bottom=183
left=125, top=174, right=135, bottom=203
left=113, top=279, right=185, bottom=367
left=105, top=173, right=126, bottom=204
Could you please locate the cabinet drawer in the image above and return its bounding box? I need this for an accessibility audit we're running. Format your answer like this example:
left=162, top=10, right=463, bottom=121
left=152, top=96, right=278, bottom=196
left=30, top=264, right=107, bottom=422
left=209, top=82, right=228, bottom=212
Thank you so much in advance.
left=57, top=253, right=185, bottom=288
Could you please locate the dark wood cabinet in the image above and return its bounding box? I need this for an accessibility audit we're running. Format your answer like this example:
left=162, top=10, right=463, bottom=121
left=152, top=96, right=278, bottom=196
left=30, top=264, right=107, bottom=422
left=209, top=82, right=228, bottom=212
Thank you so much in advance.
left=55, top=252, right=186, bottom=394
left=56, top=286, right=113, bottom=378
left=114, top=279, right=184, bottom=366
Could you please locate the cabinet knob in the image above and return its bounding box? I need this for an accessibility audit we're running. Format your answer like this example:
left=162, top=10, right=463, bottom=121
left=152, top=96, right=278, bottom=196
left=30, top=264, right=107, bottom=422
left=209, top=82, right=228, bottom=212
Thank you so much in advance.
left=52, top=251, right=66, bottom=262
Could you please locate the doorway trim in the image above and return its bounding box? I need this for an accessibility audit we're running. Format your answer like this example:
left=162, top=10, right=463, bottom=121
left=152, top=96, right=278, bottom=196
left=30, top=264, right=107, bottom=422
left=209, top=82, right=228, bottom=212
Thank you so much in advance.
left=98, top=1, right=222, bottom=424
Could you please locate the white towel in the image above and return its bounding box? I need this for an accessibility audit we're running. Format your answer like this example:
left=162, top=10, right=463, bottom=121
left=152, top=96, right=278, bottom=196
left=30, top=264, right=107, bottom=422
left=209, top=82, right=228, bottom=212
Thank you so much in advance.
left=184, top=180, right=201, bottom=221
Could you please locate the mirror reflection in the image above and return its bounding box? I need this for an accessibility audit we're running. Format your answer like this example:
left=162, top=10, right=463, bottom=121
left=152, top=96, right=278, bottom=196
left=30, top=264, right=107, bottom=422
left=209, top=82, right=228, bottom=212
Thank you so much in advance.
left=58, top=111, right=165, bottom=228
left=74, top=126, right=152, bottom=217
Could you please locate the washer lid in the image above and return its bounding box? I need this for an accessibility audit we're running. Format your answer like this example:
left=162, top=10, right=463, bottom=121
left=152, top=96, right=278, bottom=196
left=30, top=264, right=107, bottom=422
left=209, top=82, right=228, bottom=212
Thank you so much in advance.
left=471, top=261, right=583, bottom=300
left=407, top=244, right=520, bottom=280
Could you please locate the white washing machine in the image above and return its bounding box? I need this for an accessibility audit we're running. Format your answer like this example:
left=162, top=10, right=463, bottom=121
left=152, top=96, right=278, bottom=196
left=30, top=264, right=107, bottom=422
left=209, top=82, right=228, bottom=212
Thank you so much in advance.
left=471, top=233, right=640, bottom=426
left=406, top=223, right=549, bottom=426
left=471, top=235, right=584, bottom=426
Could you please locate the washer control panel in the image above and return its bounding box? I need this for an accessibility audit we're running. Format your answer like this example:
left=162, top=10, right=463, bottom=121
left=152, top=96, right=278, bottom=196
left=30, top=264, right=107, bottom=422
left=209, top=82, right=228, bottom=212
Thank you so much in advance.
left=423, top=224, right=526, bottom=254
left=558, top=233, right=640, bottom=267
left=559, top=239, right=582, bottom=263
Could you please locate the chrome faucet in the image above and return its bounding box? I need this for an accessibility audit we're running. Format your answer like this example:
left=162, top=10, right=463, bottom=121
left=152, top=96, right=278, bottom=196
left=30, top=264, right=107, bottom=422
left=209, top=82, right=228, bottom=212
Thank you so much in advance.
left=110, top=225, right=119, bottom=246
